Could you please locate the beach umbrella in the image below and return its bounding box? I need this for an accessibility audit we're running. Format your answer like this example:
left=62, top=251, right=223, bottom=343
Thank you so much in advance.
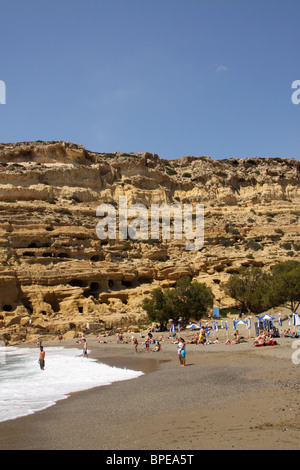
left=215, top=321, right=218, bottom=332
left=257, top=314, right=275, bottom=321
left=221, top=320, right=224, bottom=329
left=288, top=316, right=291, bottom=327
left=177, top=323, right=180, bottom=333
left=170, top=323, right=175, bottom=334
left=186, top=323, right=200, bottom=330
left=247, top=317, right=251, bottom=338
left=225, top=321, right=228, bottom=331
left=278, top=313, right=282, bottom=327
left=292, top=313, right=300, bottom=327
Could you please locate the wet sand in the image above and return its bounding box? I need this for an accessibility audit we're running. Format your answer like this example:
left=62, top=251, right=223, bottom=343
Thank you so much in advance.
left=0, top=333, right=299, bottom=450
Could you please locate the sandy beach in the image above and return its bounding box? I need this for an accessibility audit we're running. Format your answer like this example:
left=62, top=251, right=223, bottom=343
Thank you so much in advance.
left=0, top=329, right=299, bottom=451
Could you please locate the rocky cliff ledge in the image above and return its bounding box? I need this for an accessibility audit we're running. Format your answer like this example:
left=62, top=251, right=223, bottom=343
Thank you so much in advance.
left=0, top=141, right=299, bottom=344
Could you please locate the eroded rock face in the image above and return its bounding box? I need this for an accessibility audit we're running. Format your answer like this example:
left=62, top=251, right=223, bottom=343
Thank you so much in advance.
left=0, top=141, right=299, bottom=343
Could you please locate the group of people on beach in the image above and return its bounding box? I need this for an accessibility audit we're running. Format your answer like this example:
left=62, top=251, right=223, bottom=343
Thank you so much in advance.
left=133, top=332, right=162, bottom=353
left=37, top=319, right=286, bottom=372
left=251, top=330, right=278, bottom=347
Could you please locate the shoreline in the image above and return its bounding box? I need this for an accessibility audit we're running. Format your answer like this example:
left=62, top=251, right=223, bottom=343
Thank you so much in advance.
left=0, top=334, right=299, bottom=450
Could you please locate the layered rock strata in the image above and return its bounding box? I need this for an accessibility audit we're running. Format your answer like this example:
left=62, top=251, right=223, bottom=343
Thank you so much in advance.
left=0, top=141, right=299, bottom=344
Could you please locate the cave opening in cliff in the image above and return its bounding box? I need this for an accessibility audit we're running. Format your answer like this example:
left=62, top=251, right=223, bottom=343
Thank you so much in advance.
left=57, top=253, right=69, bottom=259
left=69, top=279, right=88, bottom=288
left=121, top=280, right=133, bottom=288
left=2, top=304, right=13, bottom=312
left=90, top=282, right=100, bottom=293
left=24, top=302, right=33, bottom=314
left=27, top=242, right=38, bottom=248
left=43, top=293, right=60, bottom=313
left=136, top=278, right=152, bottom=285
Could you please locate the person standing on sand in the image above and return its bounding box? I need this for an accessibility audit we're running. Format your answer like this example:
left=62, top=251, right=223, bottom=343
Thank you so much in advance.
left=39, top=346, right=45, bottom=370
left=133, top=337, right=138, bottom=353
left=180, top=338, right=186, bottom=366
left=142, top=334, right=150, bottom=351
left=83, top=338, right=88, bottom=358
left=177, top=337, right=186, bottom=366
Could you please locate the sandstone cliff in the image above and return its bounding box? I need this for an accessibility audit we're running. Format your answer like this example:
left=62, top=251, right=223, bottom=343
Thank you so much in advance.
left=0, top=141, right=299, bottom=344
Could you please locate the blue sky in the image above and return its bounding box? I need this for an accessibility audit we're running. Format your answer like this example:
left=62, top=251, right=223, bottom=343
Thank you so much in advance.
left=0, top=0, right=299, bottom=160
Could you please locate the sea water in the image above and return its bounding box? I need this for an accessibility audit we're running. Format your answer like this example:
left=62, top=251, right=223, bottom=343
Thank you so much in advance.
left=0, top=345, right=143, bottom=423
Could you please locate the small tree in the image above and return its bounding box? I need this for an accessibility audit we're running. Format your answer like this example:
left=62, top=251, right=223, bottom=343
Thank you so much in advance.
left=142, top=287, right=172, bottom=331
left=166, top=276, right=214, bottom=324
left=270, top=261, right=300, bottom=313
left=223, top=267, right=274, bottom=314
left=142, top=276, right=214, bottom=328
left=224, top=262, right=300, bottom=314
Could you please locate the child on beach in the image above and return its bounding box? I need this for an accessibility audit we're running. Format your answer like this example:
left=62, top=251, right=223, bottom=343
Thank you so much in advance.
left=177, top=337, right=186, bottom=366
left=82, top=338, right=88, bottom=357
left=152, top=341, right=161, bottom=352
left=142, top=335, right=151, bottom=351
left=39, top=346, right=45, bottom=370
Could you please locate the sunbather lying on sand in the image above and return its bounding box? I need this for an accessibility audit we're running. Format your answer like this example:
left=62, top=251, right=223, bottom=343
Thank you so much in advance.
left=252, top=335, right=278, bottom=347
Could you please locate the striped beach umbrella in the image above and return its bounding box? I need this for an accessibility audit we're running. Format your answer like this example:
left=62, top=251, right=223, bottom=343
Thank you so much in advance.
left=247, top=317, right=251, bottom=338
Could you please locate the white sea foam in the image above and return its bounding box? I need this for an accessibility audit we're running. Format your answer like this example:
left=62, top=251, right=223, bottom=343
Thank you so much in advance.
left=0, top=346, right=143, bottom=423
